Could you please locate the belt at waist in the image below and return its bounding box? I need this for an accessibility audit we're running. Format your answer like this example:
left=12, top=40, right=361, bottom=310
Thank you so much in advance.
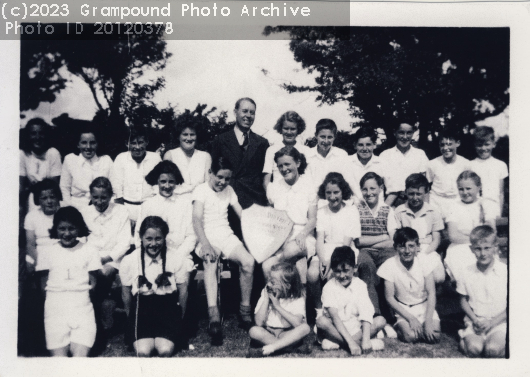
left=395, top=297, right=428, bottom=307
left=123, top=199, right=143, bottom=205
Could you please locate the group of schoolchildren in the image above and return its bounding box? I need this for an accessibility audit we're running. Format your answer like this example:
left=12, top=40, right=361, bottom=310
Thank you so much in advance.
left=19, top=99, right=508, bottom=359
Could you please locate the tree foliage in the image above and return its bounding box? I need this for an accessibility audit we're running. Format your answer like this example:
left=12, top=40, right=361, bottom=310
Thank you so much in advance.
left=264, top=26, right=509, bottom=151
left=21, top=25, right=172, bottom=156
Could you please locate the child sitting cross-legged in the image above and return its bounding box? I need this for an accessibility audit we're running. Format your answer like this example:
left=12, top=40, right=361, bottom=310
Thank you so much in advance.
left=457, top=225, right=506, bottom=358
left=316, top=246, right=386, bottom=355
left=377, top=227, right=440, bottom=344
left=248, top=262, right=310, bottom=357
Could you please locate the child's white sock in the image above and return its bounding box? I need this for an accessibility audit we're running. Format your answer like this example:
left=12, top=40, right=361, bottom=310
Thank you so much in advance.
left=321, top=339, right=340, bottom=350
left=370, top=339, right=385, bottom=351
left=383, top=324, right=398, bottom=339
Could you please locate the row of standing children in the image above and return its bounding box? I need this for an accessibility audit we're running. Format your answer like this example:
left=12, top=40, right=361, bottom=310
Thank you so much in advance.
left=19, top=113, right=507, bottom=358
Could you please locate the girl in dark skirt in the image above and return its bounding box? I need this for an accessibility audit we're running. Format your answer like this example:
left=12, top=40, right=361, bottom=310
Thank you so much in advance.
left=120, top=216, right=190, bottom=357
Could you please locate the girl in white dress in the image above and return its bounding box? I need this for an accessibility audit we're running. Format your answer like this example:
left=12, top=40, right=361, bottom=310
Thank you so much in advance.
left=445, top=170, right=497, bottom=283
left=164, top=122, right=212, bottom=202
left=308, top=172, right=360, bottom=311
left=263, top=147, right=318, bottom=283
left=60, top=127, right=113, bottom=210
left=262, top=111, right=310, bottom=191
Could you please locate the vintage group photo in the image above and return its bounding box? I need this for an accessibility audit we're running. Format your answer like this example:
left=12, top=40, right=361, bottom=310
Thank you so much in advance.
left=16, top=24, right=509, bottom=359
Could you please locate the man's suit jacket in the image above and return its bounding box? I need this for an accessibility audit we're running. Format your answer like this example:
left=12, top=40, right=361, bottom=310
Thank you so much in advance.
left=210, top=128, right=269, bottom=209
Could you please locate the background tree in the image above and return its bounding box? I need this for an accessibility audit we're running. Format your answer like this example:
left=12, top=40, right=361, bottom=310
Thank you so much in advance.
left=20, top=24, right=172, bottom=158
left=264, top=26, right=509, bottom=157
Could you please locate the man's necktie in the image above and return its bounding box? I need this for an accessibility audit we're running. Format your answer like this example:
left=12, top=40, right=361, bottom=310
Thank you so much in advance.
left=241, top=132, right=249, bottom=151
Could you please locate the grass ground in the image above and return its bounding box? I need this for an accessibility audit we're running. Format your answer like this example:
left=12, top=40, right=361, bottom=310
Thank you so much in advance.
left=98, top=287, right=466, bottom=358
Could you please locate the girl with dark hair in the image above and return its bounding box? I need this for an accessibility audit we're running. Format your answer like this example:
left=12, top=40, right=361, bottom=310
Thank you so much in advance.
left=60, top=127, right=113, bottom=210
left=163, top=120, right=212, bottom=201
left=307, top=172, right=361, bottom=312
left=134, top=161, right=196, bottom=318
left=120, top=216, right=186, bottom=357
left=36, top=206, right=100, bottom=357
left=262, top=147, right=317, bottom=284
left=20, top=118, right=62, bottom=212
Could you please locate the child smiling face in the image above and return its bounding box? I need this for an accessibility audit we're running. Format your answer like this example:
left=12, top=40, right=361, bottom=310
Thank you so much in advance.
left=458, top=178, right=480, bottom=204
left=333, top=262, right=356, bottom=288
left=142, top=227, right=165, bottom=258
left=396, top=239, right=419, bottom=266
left=179, top=127, right=197, bottom=153
left=158, top=173, right=177, bottom=198
left=439, top=137, right=460, bottom=162
left=361, top=178, right=382, bottom=208
left=90, top=187, right=112, bottom=213
left=210, top=169, right=232, bottom=193
left=57, top=220, right=79, bottom=248
left=277, top=155, right=300, bottom=185
left=78, top=132, right=98, bottom=160
left=325, top=182, right=343, bottom=212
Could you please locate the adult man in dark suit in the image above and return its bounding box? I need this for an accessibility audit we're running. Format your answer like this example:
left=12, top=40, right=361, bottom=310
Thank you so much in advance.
left=211, top=97, right=270, bottom=210
left=209, top=98, right=269, bottom=337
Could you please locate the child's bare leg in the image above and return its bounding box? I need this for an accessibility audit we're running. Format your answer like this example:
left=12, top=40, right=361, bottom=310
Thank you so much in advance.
left=70, top=342, right=90, bottom=357
left=316, top=315, right=346, bottom=346
left=228, top=246, right=255, bottom=307
left=249, top=326, right=277, bottom=345
left=134, top=338, right=155, bottom=357
left=154, top=338, right=175, bottom=357
left=370, top=316, right=387, bottom=337
left=462, top=334, right=485, bottom=357
left=203, top=259, right=219, bottom=309
left=50, top=345, right=69, bottom=357
left=484, top=330, right=506, bottom=358
left=395, top=321, right=418, bottom=343
left=307, top=258, right=322, bottom=309
left=177, top=277, right=190, bottom=318
left=263, top=324, right=310, bottom=355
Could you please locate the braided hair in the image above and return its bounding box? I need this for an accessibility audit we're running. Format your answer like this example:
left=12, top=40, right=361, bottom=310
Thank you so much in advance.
left=138, top=216, right=172, bottom=290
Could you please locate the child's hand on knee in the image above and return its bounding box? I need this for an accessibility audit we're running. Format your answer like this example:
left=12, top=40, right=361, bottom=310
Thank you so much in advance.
left=409, top=318, right=423, bottom=338
left=202, top=245, right=218, bottom=263
left=262, top=344, right=275, bottom=356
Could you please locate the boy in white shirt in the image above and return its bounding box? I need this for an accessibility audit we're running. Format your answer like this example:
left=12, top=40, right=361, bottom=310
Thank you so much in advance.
left=305, top=119, right=356, bottom=195
left=426, top=128, right=469, bottom=219
left=469, top=126, right=508, bottom=218
left=457, top=225, right=506, bottom=358
left=316, top=246, right=386, bottom=354
left=111, top=126, right=161, bottom=232
left=378, top=227, right=440, bottom=344
left=349, top=126, right=383, bottom=199
left=379, top=122, right=429, bottom=207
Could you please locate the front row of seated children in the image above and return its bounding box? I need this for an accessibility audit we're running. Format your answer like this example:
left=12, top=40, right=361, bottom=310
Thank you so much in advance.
left=36, top=200, right=506, bottom=358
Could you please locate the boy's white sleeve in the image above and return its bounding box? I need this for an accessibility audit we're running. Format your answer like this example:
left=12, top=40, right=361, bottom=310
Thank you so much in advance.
left=357, top=281, right=375, bottom=323
left=455, top=272, right=468, bottom=296
left=348, top=206, right=362, bottom=239
left=426, top=160, right=434, bottom=183
left=175, top=203, right=197, bottom=257
left=35, top=246, right=52, bottom=271
left=386, top=207, right=398, bottom=238
left=23, top=211, right=35, bottom=231
left=321, top=281, right=338, bottom=309
left=376, top=258, right=394, bottom=282
left=229, top=186, right=239, bottom=207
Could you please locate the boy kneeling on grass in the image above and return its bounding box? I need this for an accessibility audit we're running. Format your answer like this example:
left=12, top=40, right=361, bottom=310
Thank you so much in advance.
left=316, top=246, right=386, bottom=355
left=377, top=227, right=440, bottom=344
left=457, top=225, right=506, bottom=358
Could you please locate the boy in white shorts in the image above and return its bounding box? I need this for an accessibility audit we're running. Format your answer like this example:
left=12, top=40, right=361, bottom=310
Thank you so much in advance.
left=192, top=157, right=256, bottom=345
left=316, top=246, right=386, bottom=355
left=457, top=225, right=506, bottom=358
left=378, top=227, right=440, bottom=344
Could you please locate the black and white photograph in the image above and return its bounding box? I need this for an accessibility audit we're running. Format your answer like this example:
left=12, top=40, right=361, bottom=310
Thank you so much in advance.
left=2, top=0, right=529, bottom=375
